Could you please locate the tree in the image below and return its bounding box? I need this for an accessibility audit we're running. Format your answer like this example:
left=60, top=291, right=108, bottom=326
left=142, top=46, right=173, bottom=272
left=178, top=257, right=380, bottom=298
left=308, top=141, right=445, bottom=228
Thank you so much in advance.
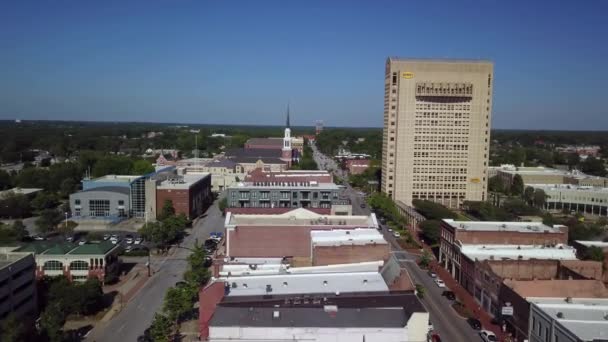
left=218, top=197, right=228, bottom=215
left=132, top=159, right=155, bottom=175
left=511, top=174, right=524, bottom=196
left=419, top=250, right=432, bottom=269
left=566, top=152, right=580, bottom=169
left=415, top=284, right=426, bottom=299
left=0, top=314, right=26, bottom=342
left=149, top=313, right=172, bottom=342
left=412, top=199, right=457, bottom=220
left=487, top=176, right=505, bottom=193
left=533, top=188, right=548, bottom=208
left=59, top=178, right=77, bottom=198
left=523, top=186, right=535, bottom=205
left=0, top=170, right=12, bottom=190
left=36, top=209, right=62, bottom=235
left=0, top=192, right=31, bottom=218
left=184, top=242, right=211, bottom=287
left=419, top=220, right=441, bottom=245
left=580, top=156, right=607, bottom=177
left=31, top=192, right=59, bottom=211
left=40, top=303, right=65, bottom=342
left=159, top=200, right=176, bottom=221
left=584, top=246, right=605, bottom=262
left=163, top=286, right=193, bottom=324
left=11, top=220, right=28, bottom=240
left=542, top=213, right=555, bottom=226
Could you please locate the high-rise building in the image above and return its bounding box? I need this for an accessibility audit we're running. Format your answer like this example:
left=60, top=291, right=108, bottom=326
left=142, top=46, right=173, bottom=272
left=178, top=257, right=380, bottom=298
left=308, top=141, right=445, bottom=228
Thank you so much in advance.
left=381, top=58, right=493, bottom=208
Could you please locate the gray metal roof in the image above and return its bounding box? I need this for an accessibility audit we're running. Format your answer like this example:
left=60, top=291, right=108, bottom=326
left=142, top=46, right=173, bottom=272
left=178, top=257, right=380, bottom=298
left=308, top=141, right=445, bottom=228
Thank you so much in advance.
left=78, top=186, right=131, bottom=195
left=210, top=306, right=408, bottom=328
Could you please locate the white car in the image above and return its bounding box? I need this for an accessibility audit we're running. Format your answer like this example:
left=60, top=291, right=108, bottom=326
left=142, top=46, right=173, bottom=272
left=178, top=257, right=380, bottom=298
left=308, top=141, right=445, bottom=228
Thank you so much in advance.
left=434, top=279, right=446, bottom=288
left=479, top=330, right=497, bottom=342
left=393, top=232, right=401, bottom=238
left=134, top=237, right=143, bottom=245
left=125, top=237, right=134, bottom=244
left=110, top=238, right=119, bottom=245
left=33, top=235, right=45, bottom=241
left=78, top=240, right=87, bottom=245
left=388, top=228, right=393, bottom=232
left=103, top=234, right=110, bottom=240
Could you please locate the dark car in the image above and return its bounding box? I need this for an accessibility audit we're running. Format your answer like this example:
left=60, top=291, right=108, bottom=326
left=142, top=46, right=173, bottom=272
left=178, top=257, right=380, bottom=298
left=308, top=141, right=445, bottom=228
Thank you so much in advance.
left=442, top=290, right=456, bottom=300
left=360, top=203, right=366, bottom=208
left=467, top=318, right=482, bottom=330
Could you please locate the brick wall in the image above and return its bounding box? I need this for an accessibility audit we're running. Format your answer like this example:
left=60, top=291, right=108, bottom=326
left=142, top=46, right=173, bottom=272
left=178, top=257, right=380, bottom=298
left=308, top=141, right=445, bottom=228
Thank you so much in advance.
left=455, top=230, right=567, bottom=245
left=312, top=244, right=389, bottom=266
left=157, top=189, right=190, bottom=218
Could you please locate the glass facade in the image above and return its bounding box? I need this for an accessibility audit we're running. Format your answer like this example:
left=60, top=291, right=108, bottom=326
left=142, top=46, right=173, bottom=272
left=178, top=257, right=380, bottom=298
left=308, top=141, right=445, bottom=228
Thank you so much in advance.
left=89, top=200, right=110, bottom=217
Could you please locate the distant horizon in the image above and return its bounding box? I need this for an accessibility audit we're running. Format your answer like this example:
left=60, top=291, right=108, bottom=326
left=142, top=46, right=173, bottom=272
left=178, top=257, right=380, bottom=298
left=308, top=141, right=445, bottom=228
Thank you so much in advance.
left=1, top=1, right=607, bottom=130
left=3, top=118, right=608, bottom=133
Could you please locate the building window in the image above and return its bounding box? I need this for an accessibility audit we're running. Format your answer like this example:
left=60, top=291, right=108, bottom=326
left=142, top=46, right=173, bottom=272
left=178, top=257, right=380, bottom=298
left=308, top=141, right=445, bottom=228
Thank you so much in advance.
left=69, top=261, right=89, bottom=271
left=89, top=200, right=110, bottom=217
left=43, top=260, right=63, bottom=271
left=118, top=200, right=124, bottom=205
left=75, top=199, right=81, bottom=205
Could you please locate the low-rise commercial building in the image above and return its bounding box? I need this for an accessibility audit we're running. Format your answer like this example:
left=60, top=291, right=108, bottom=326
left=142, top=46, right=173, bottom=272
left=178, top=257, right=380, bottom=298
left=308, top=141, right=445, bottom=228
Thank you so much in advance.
left=156, top=173, right=212, bottom=219
left=500, top=279, right=608, bottom=342
left=491, top=165, right=608, bottom=188
left=439, top=219, right=568, bottom=282
left=227, top=169, right=350, bottom=213
left=0, top=252, right=37, bottom=320
left=6, top=241, right=121, bottom=284
left=529, top=183, right=608, bottom=216
left=345, top=159, right=371, bottom=175
left=528, top=298, right=608, bottom=342
left=182, top=158, right=246, bottom=192
left=199, top=262, right=425, bottom=341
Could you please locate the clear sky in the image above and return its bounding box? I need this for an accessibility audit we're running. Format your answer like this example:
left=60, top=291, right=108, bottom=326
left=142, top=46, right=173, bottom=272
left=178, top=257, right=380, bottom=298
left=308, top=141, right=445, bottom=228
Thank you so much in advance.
left=1, top=1, right=607, bottom=129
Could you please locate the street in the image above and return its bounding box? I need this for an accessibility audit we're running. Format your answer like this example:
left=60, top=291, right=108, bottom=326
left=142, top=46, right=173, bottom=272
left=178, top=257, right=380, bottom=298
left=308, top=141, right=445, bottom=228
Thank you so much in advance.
left=311, top=142, right=483, bottom=342
left=86, top=198, right=225, bottom=342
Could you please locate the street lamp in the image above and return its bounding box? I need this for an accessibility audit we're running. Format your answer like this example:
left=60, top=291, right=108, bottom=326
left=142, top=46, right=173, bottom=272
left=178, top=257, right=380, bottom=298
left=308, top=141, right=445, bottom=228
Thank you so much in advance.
left=64, top=212, right=68, bottom=231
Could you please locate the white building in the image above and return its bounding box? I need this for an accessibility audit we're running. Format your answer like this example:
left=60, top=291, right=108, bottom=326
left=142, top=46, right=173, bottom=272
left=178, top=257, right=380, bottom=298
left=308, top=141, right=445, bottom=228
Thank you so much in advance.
left=528, top=298, right=608, bottom=342
left=529, top=183, right=608, bottom=216
left=459, top=243, right=578, bottom=262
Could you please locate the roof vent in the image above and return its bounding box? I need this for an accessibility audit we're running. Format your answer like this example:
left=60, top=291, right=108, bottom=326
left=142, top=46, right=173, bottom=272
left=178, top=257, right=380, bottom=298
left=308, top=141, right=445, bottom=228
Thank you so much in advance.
left=273, top=311, right=280, bottom=319
left=266, top=284, right=273, bottom=293
left=565, top=297, right=572, bottom=303
left=557, top=312, right=564, bottom=319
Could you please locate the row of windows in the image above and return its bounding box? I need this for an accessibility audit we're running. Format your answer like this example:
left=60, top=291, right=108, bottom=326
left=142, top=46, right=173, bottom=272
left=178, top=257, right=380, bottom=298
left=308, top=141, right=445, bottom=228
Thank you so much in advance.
left=416, top=103, right=471, bottom=111
left=74, top=199, right=124, bottom=205
left=414, top=128, right=471, bottom=135
left=413, top=167, right=469, bottom=174
left=412, top=160, right=468, bottom=166
left=43, top=259, right=105, bottom=271
left=415, top=120, right=470, bottom=127
left=414, top=192, right=466, bottom=199
left=413, top=183, right=467, bottom=190
left=414, top=136, right=469, bottom=143
left=415, top=112, right=471, bottom=119
left=231, top=202, right=333, bottom=209
left=413, top=175, right=467, bottom=182
left=413, top=152, right=469, bottom=159
left=413, top=144, right=469, bottom=151
left=416, top=83, right=473, bottom=95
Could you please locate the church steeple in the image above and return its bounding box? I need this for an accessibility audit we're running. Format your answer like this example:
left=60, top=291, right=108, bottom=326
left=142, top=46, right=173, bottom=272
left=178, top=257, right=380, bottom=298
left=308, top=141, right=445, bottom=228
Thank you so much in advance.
left=286, top=103, right=290, bottom=128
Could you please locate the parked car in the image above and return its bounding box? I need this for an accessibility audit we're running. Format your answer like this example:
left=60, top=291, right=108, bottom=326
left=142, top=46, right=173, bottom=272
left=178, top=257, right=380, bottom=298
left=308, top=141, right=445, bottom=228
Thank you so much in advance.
left=441, top=290, right=455, bottom=300
left=434, top=279, right=446, bottom=288
left=467, top=318, right=482, bottom=330
left=427, top=270, right=437, bottom=278
left=479, top=330, right=497, bottom=342
left=360, top=203, right=366, bottom=208
left=134, top=237, right=143, bottom=245
left=103, top=234, right=110, bottom=240
left=66, top=235, right=74, bottom=242
left=125, top=237, right=134, bottom=244
left=78, top=240, right=87, bottom=245
left=32, top=235, right=45, bottom=241
left=388, top=228, right=393, bottom=233
left=393, top=232, right=401, bottom=238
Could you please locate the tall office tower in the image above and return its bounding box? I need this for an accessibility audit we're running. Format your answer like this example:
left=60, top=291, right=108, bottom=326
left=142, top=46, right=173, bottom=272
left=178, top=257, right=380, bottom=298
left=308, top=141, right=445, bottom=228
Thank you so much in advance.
left=381, top=58, right=493, bottom=208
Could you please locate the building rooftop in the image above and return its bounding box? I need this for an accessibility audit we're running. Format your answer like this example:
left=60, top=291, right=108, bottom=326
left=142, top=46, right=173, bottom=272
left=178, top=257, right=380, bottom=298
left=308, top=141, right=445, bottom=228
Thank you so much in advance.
left=311, top=229, right=387, bottom=247
left=575, top=240, right=608, bottom=248
left=14, top=241, right=118, bottom=256
left=221, top=271, right=389, bottom=297
left=210, top=306, right=408, bottom=328
left=68, top=240, right=118, bottom=255
left=245, top=137, right=284, bottom=147
left=530, top=298, right=608, bottom=342
left=504, top=279, right=608, bottom=298
left=0, top=187, right=43, bottom=198
left=232, top=182, right=340, bottom=190
left=0, top=253, right=31, bottom=270
left=157, top=173, right=210, bottom=190
left=529, top=184, right=608, bottom=193
left=388, top=57, right=493, bottom=64
left=226, top=207, right=331, bottom=215
left=202, top=158, right=238, bottom=169
left=494, top=165, right=606, bottom=181
left=443, top=219, right=562, bottom=233
left=78, top=186, right=131, bottom=195
left=226, top=208, right=378, bottom=229
left=90, top=175, right=141, bottom=183
left=244, top=169, right=333, bottom=183
left=459, top=244, right=577, bottom=262
left=220, top=261, right=384, bottom=278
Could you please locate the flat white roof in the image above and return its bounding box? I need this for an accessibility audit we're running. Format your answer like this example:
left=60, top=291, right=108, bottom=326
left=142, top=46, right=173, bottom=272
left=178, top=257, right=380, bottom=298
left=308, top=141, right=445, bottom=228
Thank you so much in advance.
left=157, top=173, right=210, bottom=189
left=221, top=271, right=388, bottom=296
left=0, top=187, right=43, bottom=198
left=226, top=208, right=377, bottom=228
left=530, top=298, right=608, bottom=341
left=92, top=175, right=140, bottom=182
left=460, top=244, right=577, bottom=262
left=529, top=183, right=608, bottom=193
left=575, top=240, right=608, bottom=248
left=311, top=229, right=387, bottom=247
left=233, top=182, right=340, bottom=190
left=443, top=219, right=561, bottom=233
left=220, top=261, right=384, bottom=278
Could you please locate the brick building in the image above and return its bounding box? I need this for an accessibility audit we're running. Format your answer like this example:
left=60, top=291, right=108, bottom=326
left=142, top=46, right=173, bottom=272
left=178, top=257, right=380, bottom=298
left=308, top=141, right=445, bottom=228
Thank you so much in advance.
left=345, top=159, right=371, bottom=175
left=439, top=219, right=568, bottom=282
left=156, top=173, right=212, bottom=219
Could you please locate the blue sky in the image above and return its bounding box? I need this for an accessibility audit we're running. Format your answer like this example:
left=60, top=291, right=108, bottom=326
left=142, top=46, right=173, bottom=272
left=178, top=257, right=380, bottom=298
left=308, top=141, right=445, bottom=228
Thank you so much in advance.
left=1, top=1, right=607, bottom=129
